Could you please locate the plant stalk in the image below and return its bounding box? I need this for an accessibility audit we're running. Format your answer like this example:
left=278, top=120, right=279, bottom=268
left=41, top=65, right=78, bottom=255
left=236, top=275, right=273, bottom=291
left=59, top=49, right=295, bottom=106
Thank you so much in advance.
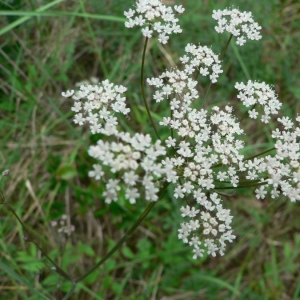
left=201, top=34, right=233, bottom=107
left=140, top=35, right=161, bottom=140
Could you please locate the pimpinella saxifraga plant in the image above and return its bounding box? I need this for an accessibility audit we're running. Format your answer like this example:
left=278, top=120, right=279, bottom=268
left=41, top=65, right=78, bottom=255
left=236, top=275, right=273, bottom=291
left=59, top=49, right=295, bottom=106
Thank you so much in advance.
left=3, top=1, right=299, bottom=299
left=61, top=1, right=299, bottom=260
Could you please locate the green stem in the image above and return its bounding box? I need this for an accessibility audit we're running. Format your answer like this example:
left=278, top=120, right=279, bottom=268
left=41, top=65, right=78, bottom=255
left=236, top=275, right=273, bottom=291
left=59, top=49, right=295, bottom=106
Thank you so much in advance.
left=170, top=109, right=174, bottom=139
left=74, top=181, right=170, bottom=284
left=62, top=283, right=77, bottom=300
left=214, top=179, right=261, bottom=185
left=239, top=103, right=257, bottom=123
left=201, top=34, right=233, bottom=108
left=210, top=146, right=276, bottom=169
left=140, top=35, right=161, bottom=140
left=243, top=147, right=276, bottom=161
left=2, top=180, right=170, bottom=299
left=214, top=181, right=267, bottom=190
left=4, top=202, right=72, bottom=282
left=219, top=34, right=234, bottom=60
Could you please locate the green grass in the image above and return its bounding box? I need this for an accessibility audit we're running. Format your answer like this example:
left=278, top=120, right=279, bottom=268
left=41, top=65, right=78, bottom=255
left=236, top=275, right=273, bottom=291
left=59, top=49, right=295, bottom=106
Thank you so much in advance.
left=1, top=0, right=300, bottom=299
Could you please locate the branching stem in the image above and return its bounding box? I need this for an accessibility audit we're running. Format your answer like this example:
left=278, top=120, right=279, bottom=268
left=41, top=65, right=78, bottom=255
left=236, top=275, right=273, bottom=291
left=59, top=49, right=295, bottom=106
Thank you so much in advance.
left=141, top=34, right=161, bottom=140
left=201, top=34, right=233, bottom=107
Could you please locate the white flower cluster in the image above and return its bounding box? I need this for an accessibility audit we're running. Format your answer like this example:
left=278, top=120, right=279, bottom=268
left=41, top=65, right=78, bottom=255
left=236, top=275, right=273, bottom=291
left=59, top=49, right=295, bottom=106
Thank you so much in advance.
left=159, top=106, right=245, bottom=257
left=212, top=8, right=262, bottom=46
left=147, top=46, right=221, bottom=108
left=147, top=52, right=246, bottom=256
left=235, top=81, right=282, bottom=123
left=245, top=116, right=300, bottom=202
left=179, top=193, right=235, bottom=258
left=51, top=214, right=75, bottom=237
left=61, top=80, right=130, bottom=135
left=180, top=43, right=223, bottom=83
left=88, top=132, right=168, bottom=204
left=147, top=67, right=198, bottom=113
left=124, top=0, right=184, bottom=44
left=64, top=3, right=300, bottom=261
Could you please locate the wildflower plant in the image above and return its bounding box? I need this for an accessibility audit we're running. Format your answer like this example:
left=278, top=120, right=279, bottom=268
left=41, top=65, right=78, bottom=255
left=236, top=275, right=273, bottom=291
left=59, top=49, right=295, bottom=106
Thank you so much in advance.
left=61, top=1, right=300, bottom=264
left=3, top=1, right=297, bottom=298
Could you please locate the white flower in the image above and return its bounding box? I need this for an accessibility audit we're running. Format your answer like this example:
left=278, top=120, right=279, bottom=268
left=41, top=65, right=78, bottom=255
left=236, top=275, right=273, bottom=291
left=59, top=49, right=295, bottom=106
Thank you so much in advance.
left=141, top=26, right=153, bottom=38
left=174, top=185, right=185, bottom=198
left=125, top=188, right=140, bottom=204
left=88, top=164, right=104, bottom=180
left=123, top=171, right=139, bottom=186
left=248, top=109, right=258, bottom=119
left=180, top=205, right=191, bottom=217
left=255, top=186, right=267, bottom=199
left=147, top=68, right=198, bottom=112
left=174, top=5, right=185, bottom=14
left=192, top=246, right=204, bottom=259
left=73, top=113, right=85, bottom=126
left=165, top=136, right=176, bottom=147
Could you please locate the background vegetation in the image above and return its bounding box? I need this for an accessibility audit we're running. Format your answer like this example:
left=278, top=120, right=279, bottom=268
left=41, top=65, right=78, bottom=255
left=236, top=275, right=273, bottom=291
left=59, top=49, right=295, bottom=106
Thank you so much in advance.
left=0, top=0, right=300, bottom=299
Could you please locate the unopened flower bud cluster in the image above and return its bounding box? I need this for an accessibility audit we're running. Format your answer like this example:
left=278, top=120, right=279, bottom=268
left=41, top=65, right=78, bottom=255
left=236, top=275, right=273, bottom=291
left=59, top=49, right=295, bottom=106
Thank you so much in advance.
left=51, top=214, right=75, bottom=237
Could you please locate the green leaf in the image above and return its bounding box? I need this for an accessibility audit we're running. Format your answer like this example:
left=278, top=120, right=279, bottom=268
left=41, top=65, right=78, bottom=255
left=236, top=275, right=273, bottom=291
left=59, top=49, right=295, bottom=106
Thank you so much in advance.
left=122, top=246, right=134, bottom=259
left=78, top=242, right=95, bottom=257
left=56, top=163, right=77, bottom=180
left=105, top=258, right=116, bottom=272
left=0, top=261, right=50, bottom=299
left=0, top=0, right=65, bottom=36
left=83, top=269, right=100, bottom=285
left=21, top=261, right=45, bottom=272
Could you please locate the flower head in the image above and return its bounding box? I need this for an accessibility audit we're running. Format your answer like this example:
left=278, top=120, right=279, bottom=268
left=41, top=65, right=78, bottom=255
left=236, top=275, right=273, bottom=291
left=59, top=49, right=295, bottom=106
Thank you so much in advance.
left=147, top=67, right=198, bottom=113
left=158, top=105, right=245, bottom=258
left=245, top=116, right=300, bottom=202
left=180, top=43, right=223, bottom=83
left=212, top=8, right=262, bottom=46
left=88, top=132, right=167, bottom=204
left=62, top=80, right=130, bottom=135
left=235, top=80, right=282, bottom=123
left=124, top=0, right=184, bottom=44
left=178, top=193, right=236, bottom=258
